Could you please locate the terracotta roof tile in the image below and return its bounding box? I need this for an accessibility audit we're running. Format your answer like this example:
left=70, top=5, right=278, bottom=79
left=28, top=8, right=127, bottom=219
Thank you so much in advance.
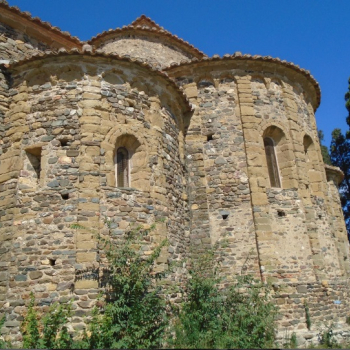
left=164, top=53, right=321, bottom=109
left=6, top=48, right=192, bottom=113
left=0, top=0, right=82, bottom=47
left=88, top=15, right=206, bottom=60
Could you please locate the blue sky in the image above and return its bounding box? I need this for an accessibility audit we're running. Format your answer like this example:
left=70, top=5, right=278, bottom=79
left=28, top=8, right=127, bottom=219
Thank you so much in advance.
left=6, top=0, right=350, bottom=147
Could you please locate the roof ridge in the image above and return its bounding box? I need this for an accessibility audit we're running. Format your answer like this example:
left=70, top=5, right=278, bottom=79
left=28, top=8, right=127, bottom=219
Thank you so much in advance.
left=129, top=15, right=164, bottom=31
left=88, top=15, right=206, bottom=59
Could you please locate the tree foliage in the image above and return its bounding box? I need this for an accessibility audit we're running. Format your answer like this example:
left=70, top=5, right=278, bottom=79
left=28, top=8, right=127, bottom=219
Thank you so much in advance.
left=318, top=129, right=332, bottom=165
left=330, top=77, right=350, bottom=239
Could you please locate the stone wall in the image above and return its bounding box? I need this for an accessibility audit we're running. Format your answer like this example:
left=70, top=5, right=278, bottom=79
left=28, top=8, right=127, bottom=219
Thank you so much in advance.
left=0, top=22, right=49, bottom=62
left=98, top=34, right=194, bottom=69
left=166, top=58, right=350, bottom=341
left=0, top=54, right=190, bottom=340
left=0, top=7, right=349, bottom=345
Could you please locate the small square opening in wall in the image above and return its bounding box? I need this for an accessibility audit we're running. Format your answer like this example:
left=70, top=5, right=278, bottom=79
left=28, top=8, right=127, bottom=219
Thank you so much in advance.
left=207, top=134, right=214, bottom=142
left=277, top=210, right=286, bottom=217
left=222, top=214, right=229, bottom=220
left=49, top=258, right=56, bottom=266
left=59, top=138, right=69, bottom=147
left=25, top=147, right=42, bottom=181
left=61, top=193, right=69, bottom=200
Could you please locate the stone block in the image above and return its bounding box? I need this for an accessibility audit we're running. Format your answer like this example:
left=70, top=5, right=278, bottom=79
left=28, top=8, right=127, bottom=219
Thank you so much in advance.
left=29, top=271, right=43, bottom=280
left=75, top=280, right=98, bottom=289
left=76, top=252, right=96, bottom=263
left=77, top=240, right=96, bottom=249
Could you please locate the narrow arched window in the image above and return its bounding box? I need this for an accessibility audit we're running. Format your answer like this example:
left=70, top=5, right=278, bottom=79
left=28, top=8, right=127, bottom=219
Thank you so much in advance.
left=264, top=137, right=281, bottom=188
left=116, top=147, right=129, bottom=187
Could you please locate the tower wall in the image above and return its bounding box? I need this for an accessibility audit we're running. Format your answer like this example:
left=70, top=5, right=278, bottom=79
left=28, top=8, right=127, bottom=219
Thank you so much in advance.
left=0, top=5, right=349, bottom=345
left=167, top=59, right=350, bottom=341
left=0, top=55, right=189, bottom=340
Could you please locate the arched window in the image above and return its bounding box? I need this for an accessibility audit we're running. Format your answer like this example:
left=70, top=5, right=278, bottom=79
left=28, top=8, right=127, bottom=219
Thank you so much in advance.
left=116, top=147, right=129, bottom=187
left=303, top=135, right=313, bottom=162
left=264, top=137, right=281, bottom=188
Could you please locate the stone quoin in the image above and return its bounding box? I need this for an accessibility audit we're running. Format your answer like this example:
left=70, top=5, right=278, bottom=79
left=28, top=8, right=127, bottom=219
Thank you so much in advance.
left=0, top=0, right=349, bottom=346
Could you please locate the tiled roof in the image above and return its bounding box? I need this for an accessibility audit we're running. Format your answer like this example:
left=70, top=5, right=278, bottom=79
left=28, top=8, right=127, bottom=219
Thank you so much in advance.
left=88, top=15, right=206, bottom=60
left=164, top=52, right=321, bottom=108
left=0, top=0, right=82, bottom=48
left=6, top=47, right=192, bottom=112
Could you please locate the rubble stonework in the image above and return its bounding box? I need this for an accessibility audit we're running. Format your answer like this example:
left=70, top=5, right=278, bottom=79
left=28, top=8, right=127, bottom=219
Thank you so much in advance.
left=0, top=2, right=349, bottom=346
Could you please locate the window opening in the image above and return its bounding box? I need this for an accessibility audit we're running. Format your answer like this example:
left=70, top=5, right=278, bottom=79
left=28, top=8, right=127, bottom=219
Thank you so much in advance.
left=26, top=147, right=42, bottom=182
left=222, top=214, right=229, bottom=220
left=61, top=193, right=69, bottom=200
left=277, top=210, right=286, bottom=217
left=264, top=137, right=281, bottom=188
left=207, top=133, right=214, bottom=142
left=116, top=147, right=129, bottom=187
left=49, top=258, right=56, bottom=266
left=59, top=138, right=69, bottom=147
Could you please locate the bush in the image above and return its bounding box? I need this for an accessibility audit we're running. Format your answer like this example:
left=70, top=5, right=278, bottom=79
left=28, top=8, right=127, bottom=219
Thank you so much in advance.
left=2, top=225, right=279, bottom=349
left=80, top=225, right=169, bottom=349
left=21, top=293, right=74, bottom=349
left=170, top=251, right=277, bottom=349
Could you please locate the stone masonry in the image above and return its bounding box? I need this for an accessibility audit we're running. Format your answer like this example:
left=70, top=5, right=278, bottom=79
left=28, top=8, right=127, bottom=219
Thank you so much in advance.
left=0, top=1, right=349, bottom=346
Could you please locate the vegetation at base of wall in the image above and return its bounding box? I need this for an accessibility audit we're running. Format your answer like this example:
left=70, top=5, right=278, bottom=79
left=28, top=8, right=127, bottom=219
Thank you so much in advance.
left=168, top=250, right=277, bottom=349
left=77, top=225, right=169, bottom=349
left=20, top=293, right=74, bottom=349
left=282, top=331, right=298, bottom=349
left=305, top=300, right=312, bottom=330
left=1, top=224, right=278, bottom=349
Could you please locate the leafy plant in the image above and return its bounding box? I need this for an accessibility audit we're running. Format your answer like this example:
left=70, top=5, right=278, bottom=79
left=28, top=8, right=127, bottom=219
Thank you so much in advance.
left=21, top=293, right=40, bottom=348
left=305, top=300, right=312, bottom=330
left=169, top=250, right=277, bottom=349
left=0, top=315, right=11, bottom=349
left=282, top=331, right=298, bottom=349
left=318, top=324, right=339, bottom=349
left=81, top=224, right=169, bottom=349
left=21, top=292, right=74, bottom=349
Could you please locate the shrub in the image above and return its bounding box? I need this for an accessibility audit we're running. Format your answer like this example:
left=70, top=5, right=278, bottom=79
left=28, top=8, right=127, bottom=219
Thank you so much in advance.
left=21, top=293, right=74, bottom=349
left=169, top=251, right=277, bottom=349
left=80, top=225, right=169, bottom=349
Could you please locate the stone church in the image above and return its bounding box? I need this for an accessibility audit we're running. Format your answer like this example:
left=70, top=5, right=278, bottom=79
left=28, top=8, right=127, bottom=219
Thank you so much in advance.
left=0, top=0, right=349, bottom=345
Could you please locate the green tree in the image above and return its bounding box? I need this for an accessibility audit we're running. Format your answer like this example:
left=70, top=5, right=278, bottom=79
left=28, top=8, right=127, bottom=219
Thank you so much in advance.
left=330, top=77, right=350, bottom=240
left=318, top=129, right=332, bottom=165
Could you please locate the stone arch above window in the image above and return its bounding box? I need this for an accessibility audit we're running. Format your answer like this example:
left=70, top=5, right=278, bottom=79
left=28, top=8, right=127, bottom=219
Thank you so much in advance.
left=264, top=137, right=281, bottom=188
